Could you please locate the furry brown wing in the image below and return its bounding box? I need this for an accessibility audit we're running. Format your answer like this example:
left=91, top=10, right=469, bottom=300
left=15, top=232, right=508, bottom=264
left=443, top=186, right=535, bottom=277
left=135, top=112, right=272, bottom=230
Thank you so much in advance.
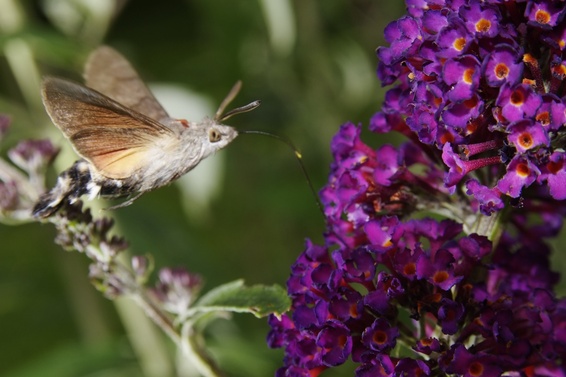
left=83, top=46, right=169, bottom=122
left=42, top=77, right=173, bottom=179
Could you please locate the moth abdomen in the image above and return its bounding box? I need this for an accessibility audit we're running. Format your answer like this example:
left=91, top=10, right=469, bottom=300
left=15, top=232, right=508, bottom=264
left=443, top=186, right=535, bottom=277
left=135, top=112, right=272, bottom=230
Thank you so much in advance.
left=33, top=160, right=92, bottom=218
left=98, top=177, right=137, bottom=197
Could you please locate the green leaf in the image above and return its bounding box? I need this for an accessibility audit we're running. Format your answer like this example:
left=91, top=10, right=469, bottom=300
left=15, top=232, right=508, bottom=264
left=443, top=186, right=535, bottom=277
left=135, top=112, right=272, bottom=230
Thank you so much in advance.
left=192, top=280, right=290, bottom=318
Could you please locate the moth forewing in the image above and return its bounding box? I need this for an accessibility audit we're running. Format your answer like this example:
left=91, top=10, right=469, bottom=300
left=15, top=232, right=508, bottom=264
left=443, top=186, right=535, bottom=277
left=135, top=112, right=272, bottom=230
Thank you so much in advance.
left=41, top=76, right=173, bottom=179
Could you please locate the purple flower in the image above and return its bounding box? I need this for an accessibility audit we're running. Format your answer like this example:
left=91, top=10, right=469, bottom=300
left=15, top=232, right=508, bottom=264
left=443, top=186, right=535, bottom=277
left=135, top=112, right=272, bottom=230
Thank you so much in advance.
left=539, top=152, right=566, bottom=199
left=444, top=345, right=502, bottom=377
left=414, top=337, right=442, bottom=355
left=151, top=268, right=202, bottom=316
left=436, top=19, right=472, bottom=59
left=525, top=0, right=565, bottom=29
left=507, top=119, right=549, bottom=154
left=496, top=83, right=542, bottom=123
left=497, top=155, right=540, bottom=198
left=536, top=94, right=566, bottom=131
left=460, top=2, right=501, bottom=38
left=316, top=320, right=352, bottom=366
left=481, top=44, right=524, bottom=87
left=8, top=139, right=59, bottom=174
left=442, top=55, right=481, bottom=102
left=395, top=359, right=431, bottom=376
left=437, top=298, right=465, bottom=335
left=0, top=118, right=62, bottom=220
left=320, top=123, right=453, bottom=247
left=441, top=94, right=484, bottom=129
left=361, top=318, right=399, bottom=353
left=465, top=179, right=504, bottom=215
left=378, top=16, right=421, bottom=68
left=415, top=248, right=463, bottom=291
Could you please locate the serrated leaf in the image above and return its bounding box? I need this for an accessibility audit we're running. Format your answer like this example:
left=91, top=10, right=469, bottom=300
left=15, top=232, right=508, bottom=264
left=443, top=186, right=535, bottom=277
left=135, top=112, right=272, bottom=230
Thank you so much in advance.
left=192, top=280, right=290, bottom=318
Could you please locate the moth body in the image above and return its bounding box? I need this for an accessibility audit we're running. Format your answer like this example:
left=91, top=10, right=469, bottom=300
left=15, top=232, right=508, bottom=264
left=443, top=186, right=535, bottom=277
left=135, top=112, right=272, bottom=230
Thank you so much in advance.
left=32, top=118, right=238, bottom=218
left=32, top=46, right=253, bottom=218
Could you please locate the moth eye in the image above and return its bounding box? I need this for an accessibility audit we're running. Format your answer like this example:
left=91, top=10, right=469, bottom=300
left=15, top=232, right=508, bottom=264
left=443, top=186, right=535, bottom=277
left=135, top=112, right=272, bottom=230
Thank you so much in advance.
left=209, top=129, right=222, bottom=143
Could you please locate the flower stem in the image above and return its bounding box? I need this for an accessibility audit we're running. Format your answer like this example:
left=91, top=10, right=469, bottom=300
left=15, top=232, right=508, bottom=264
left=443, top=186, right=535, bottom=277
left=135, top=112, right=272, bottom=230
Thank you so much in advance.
left=181, top=321, right=226, bottom=377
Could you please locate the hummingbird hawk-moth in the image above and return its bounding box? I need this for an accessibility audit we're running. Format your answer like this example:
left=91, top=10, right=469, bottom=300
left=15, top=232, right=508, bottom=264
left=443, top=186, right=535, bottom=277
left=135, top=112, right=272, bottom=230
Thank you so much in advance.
left=33, top=46, right=259, bottom=218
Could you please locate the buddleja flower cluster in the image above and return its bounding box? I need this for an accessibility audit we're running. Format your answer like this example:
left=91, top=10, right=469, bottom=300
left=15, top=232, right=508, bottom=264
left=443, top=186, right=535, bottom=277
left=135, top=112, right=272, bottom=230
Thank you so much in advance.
left=268, top=1, right=566, bottom=376
left=373, top=0, right=566, bottom=214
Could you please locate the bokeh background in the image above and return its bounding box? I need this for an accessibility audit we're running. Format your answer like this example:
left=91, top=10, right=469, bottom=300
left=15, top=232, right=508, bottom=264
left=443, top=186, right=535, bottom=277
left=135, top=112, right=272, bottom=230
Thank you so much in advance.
left=2, top=1, right=563, bottom=377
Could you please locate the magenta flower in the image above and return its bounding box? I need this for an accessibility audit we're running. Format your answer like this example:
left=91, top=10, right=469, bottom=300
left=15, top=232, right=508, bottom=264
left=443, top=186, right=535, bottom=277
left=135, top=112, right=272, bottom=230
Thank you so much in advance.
left=482, top=44, right=524, bottom=87
left=442, top=55, right=481, bottom=102
left=497, top=155, right=541, bottom=198
left=539, top=152, right=566, bottom=199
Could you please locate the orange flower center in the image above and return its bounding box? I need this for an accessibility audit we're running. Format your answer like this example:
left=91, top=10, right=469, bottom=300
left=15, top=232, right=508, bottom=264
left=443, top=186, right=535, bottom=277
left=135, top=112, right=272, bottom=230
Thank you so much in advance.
left=495, top=63, right=509, bottom=79
left=420, top=338, right=433, bottom=346
left=454, top=37, right=466, bottom=51
left=536, top=111, right=550, bottom=126
left=373, top=330, right=387, bottom=345
left=475, top=19, right=491, bottom=33
left=463, top=68, right=475, bottom=84
left=468, top=361, right=485, bottom=377
left=433, top=270, right=449, bottom=284
left=554, top=63, right=566, bottom=76
left=510, top=89, right=525, bottom=106
left=403, top=262, right=416, bottom=276
left=440, top=131, right=455, bottom=145
left=516, top=163, right=530, bottom=177
left=518, top=132, right=534, bottom=149
left=535, top=9, right=551, bottom=24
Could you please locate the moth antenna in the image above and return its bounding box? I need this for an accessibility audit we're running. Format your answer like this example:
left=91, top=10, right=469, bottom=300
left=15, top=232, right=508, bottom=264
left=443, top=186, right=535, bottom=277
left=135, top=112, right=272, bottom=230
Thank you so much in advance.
left=240, top=130, right=325, bottom=217
left=215, top=81, right=261, bottom=121
left=215, top=81, right=243, bottom=121
left=221, top=100, right=261, bottom=121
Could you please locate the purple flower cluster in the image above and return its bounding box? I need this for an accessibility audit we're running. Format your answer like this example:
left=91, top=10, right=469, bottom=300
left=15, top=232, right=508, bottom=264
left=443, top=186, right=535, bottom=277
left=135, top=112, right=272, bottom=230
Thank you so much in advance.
left=268, top=1, right=566, bottom=375
left=0, top=116, right=59, bottom=220
left=373, top=0, right=566, bottom=213
left=151, top=267, right=203, bottom=317
left=268, top=123, right=566, bottom=376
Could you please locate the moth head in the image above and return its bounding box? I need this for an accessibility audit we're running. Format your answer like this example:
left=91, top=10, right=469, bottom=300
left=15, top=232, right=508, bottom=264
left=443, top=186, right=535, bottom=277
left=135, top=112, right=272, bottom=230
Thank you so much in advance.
left=203, top=121, right=239, bottom=150
left=178, top=80, right=258, bottom=156
left=171, top=117, right=237, bottom=165
left=190, top=80, right=259, bottom=154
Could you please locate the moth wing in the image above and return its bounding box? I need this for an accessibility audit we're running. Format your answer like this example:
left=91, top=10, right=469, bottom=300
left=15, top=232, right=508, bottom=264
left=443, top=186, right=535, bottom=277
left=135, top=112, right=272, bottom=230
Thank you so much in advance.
left=83, top=46, right=169, bottom=122
left=42, top=77, right=174, bottom=179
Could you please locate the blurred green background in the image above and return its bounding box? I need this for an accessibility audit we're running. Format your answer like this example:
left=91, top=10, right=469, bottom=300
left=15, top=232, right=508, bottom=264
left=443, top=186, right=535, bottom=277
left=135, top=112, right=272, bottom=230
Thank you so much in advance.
left=0, top=1, right=406, bottom=376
